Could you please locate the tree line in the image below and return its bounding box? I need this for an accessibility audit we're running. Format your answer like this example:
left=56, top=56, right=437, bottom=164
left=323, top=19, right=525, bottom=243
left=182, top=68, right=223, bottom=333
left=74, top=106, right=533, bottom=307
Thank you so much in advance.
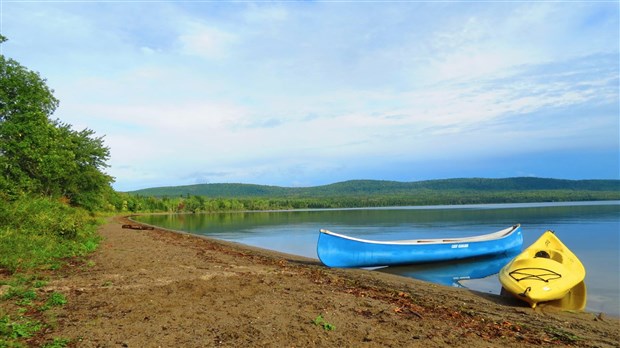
left=120, top=190, right=620, bottom=214
left=129, top=178, right=620, bottom=198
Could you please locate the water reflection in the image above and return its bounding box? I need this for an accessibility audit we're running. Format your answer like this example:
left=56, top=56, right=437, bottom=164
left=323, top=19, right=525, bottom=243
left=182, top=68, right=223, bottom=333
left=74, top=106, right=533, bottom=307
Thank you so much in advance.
left=379, top=252, right=519, bottom=288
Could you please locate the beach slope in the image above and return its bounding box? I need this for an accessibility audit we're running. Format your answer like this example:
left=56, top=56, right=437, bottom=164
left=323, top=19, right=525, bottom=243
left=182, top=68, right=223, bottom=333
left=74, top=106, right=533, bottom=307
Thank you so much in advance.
left=36, top=217, right=619, bottom=347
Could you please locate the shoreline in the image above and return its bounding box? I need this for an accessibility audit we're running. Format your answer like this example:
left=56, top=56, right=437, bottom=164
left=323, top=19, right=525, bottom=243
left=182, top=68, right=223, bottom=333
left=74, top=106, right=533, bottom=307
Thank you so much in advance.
left=34, top=216, right=619, bottom=347
left=135, top=214, right=620, bottom=319
left=130, top=204, right=620, bottom=318
left=129, top=199, right=620, bottom=216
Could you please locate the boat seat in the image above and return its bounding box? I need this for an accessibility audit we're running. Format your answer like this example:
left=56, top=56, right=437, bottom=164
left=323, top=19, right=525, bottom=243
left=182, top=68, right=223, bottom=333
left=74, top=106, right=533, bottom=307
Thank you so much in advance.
left=534, top=250, right=563, bottom=263
left=535, top=250, right=550, bottom=258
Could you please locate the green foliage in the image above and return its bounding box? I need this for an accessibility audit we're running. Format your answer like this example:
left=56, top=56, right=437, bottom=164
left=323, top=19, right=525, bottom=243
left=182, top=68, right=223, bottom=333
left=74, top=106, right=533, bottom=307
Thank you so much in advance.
left=0, top=273, right=68, bottom=347
left=33, top=280, right=47, bottom=289
left=14, top=289, right=36, bottom=307
left=0, top=196, right=101, bottom=273
left=0, top=314, right=41, bottom=339
left=128, top=178, right=620, bottom=198
left=42, top=338, right=71, bottom=348
left=0, top=35, right=106, bottom=348
left=120, top=188, right=620, bottom=215
left=121, top=178, right=620, bottom=214
left=45, top=292, right=67, bottom=308
left=0, top=35, right=113, bottom=210
left=1, top=287, right=27, bottom=301
left=0, top=273, right=71, bottom=346
left=312, top=314, right=335, bottom=331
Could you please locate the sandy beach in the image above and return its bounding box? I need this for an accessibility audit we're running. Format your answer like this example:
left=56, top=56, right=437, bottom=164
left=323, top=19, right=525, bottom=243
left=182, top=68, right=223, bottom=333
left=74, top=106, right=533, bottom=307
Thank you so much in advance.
left=27, top=216, right=620, bottom=347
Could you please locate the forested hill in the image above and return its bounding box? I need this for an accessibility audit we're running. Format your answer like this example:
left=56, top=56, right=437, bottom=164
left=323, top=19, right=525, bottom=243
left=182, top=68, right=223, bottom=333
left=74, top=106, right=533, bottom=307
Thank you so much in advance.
left=127, top=177, right=620, bottom=198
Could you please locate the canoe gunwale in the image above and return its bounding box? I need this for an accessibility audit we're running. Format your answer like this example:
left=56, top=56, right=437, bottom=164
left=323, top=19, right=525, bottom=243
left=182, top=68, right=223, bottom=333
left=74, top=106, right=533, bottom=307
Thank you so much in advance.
left=318, top=224, right=520, bottom=246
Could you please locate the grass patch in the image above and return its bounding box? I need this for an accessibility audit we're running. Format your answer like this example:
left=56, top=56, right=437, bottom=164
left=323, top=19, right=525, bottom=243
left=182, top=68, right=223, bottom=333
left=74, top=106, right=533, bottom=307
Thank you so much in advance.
left=33, top=280, right=48, bottom=288
left=15, top=289, right=36, bottom=307
left=0, top=314, right=42, bottom=339
left=2, top=287, right=36, bottom=302
left=545, top=326, right=581, bottom=344
left=312, top=314, right=336, bottom=331
left=41, top=292, right=67, bottom=311
left=42, top=337, right=71, bottom=348
left=0, top=196, right=105, bottom=347
left=1, top=279, right=71, bottom=345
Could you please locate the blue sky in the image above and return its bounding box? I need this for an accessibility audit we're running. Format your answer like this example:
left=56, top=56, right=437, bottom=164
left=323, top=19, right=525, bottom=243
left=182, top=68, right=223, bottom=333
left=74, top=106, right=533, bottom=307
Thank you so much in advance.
left=2, top=1, right=618, bottom=191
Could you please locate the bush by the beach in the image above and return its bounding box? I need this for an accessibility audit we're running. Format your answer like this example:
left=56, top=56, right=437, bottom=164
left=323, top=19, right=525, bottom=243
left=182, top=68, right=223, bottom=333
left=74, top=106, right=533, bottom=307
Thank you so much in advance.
left=0, top=35, right=107, bottom=273
left=0, top=196, right=101, bottom=273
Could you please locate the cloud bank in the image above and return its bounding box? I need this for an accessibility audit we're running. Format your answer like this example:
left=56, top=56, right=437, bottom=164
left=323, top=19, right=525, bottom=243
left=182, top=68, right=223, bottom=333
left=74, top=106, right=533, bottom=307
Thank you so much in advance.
left=3, top=1, right=618, bottom=190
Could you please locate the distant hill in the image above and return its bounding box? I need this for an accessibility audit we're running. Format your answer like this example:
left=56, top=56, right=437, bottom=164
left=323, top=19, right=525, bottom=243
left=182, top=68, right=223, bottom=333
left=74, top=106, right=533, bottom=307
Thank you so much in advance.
left=127, top=177, right=620, bottom=198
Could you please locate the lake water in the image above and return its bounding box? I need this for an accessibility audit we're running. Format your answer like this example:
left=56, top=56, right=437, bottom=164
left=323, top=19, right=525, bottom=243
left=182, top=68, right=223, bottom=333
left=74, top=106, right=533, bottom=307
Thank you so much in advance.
left=135, top=201, right=620, bottom=316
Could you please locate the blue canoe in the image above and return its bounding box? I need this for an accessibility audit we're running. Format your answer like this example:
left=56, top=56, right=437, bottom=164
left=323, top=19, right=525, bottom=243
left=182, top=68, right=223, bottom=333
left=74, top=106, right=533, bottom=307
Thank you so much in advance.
left=317, top=224, right=523, bottom=268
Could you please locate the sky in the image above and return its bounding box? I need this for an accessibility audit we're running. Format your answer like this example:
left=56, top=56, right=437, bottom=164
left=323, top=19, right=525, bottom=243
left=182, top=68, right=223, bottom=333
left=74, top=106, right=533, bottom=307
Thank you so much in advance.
left=1, top=1, right=619, bottom=191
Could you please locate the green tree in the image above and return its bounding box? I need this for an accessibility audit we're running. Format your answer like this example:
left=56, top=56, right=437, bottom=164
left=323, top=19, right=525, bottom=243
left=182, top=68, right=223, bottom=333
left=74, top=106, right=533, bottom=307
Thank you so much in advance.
left=0, top=35, right=113, bottom=209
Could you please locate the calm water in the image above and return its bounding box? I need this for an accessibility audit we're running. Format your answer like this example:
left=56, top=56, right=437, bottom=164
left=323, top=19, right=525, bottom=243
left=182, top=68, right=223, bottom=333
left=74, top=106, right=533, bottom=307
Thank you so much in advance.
left=135, top=201, right=620, bottom=316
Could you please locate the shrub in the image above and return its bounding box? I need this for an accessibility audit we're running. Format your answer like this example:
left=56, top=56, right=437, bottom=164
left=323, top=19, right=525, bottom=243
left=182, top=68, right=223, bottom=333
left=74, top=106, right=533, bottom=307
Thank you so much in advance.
left=0, top=197, right=101, bottom=273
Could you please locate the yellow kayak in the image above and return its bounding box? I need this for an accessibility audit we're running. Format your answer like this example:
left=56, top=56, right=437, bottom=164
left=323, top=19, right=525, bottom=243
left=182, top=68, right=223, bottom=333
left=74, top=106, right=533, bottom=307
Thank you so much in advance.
left=499, top=230, right=586, bottom=309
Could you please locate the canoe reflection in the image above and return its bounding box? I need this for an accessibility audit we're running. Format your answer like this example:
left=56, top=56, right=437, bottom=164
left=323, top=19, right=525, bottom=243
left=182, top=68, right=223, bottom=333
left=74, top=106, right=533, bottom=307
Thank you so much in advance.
left=378, top=251, right=520, bottom=288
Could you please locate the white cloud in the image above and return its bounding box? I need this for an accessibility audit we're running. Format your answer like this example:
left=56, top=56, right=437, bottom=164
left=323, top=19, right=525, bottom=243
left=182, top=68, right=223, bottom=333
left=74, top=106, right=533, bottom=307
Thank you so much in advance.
left=177, top=22, right=237, bottom=60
